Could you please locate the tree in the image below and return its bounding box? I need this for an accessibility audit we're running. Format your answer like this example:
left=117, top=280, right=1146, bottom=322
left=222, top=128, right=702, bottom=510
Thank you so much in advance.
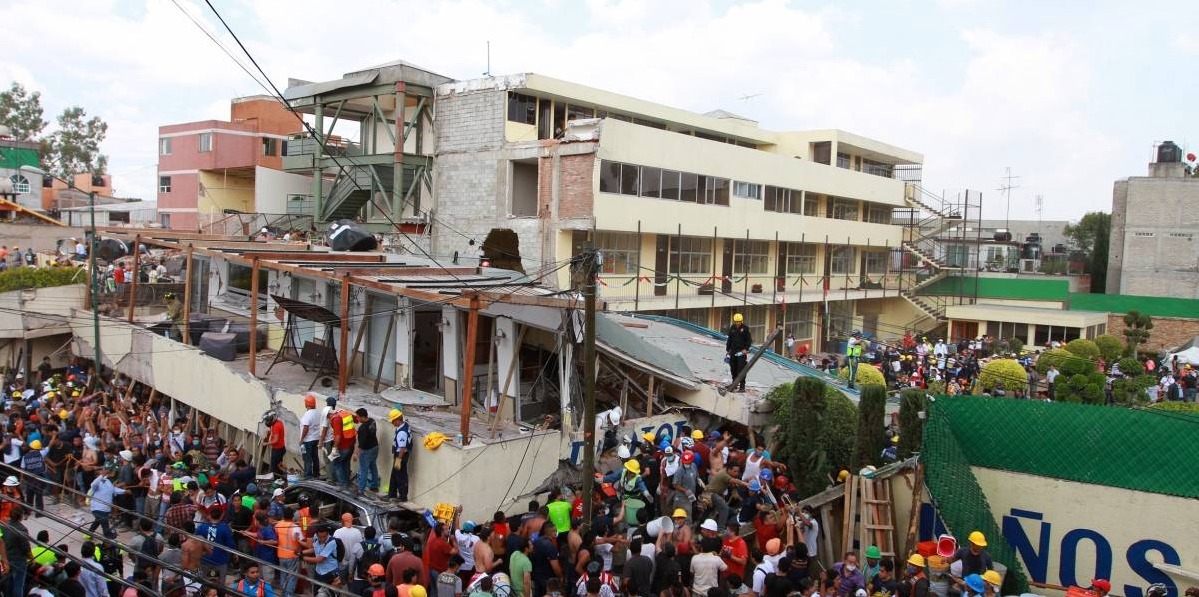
left=772, top=378, right=828, bottom=497
left=820, top=386, right=858, bottom=480
left=896, top=390, right=924, bottom=459
left=1122, top=310, right=1154, bottom=357
left=851, top=385, right=887, bottom=470
left=43, top=106, right=108, bottom=180
left=1094, top=334, right=1124, bottom=363
left=1063, top=212, right=1111, bottom=292
left=0, top=82, right=47, bottom=140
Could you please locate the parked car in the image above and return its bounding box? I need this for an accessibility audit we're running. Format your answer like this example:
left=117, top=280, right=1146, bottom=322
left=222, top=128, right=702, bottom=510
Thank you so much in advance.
left=282, top=480, right=423, bottom=540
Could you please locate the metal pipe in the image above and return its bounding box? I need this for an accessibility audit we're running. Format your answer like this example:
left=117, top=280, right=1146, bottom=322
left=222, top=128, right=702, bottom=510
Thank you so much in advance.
left=249, top=257, right=260, bottom=376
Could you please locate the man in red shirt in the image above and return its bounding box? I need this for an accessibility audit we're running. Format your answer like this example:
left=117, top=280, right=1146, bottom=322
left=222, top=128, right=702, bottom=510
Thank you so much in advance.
left=261, top=412, right=286, bottom=476
left=720, top=521, right=748, bottom=579
left=424, top=522, right=457, bottom=588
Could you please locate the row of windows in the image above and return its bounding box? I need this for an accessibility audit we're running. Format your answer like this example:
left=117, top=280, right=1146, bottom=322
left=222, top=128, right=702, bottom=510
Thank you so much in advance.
left=600, top=160, right=890, bottom=222
left=599, top=161, right=731, bottom=206
left=593, top=231, right=889, bottom=277
left=159, top=134, right=285, bottom=157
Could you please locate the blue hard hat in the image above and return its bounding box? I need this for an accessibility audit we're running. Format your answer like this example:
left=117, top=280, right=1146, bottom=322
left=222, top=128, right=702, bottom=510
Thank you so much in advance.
left=965, top=575, right=985, bottom=594
left=759, top=469, right=773, bottom=482
left=748, top=479, right=762, bottom=492
left=462, top=521, right=476, bottom=532
left=659, top=440, right=670, bottom=451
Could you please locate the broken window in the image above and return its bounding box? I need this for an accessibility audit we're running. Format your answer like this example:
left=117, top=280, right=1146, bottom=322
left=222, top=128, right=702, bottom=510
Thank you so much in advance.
left=507, top=92, right=537, bottom=125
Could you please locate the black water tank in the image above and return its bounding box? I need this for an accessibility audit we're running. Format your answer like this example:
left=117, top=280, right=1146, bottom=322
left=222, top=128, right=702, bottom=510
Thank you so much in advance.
left=993, top=229, right=1012, bottom=242
left=1158, top=141, right=1182, bottom=163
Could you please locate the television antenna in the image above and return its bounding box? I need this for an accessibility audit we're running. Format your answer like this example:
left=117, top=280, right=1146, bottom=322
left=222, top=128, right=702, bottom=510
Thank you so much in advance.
left=1034, top=194, right=1044, bottom=236
left=738, top=93, right=763, bottom=102
left=484, top=41, right=491, bottom=76
left=997, top=167, right=1021, bottom=228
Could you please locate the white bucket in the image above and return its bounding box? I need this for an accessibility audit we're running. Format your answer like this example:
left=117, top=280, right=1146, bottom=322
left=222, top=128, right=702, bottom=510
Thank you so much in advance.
left=646, top=516, right=675, bottom=538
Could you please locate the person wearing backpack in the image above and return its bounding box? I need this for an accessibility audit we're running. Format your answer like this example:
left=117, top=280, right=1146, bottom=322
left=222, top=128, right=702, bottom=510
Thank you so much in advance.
left=328, top=406, right=358, bottom=490
left=304, top=523, right=343, bottom=593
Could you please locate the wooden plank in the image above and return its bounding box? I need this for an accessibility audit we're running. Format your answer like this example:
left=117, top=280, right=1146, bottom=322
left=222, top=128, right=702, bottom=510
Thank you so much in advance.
left=820, top=503, right=836, bottom=571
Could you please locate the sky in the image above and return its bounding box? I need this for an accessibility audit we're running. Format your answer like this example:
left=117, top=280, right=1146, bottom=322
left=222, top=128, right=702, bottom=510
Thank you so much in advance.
left=1, top=0, right=1195, bottom=221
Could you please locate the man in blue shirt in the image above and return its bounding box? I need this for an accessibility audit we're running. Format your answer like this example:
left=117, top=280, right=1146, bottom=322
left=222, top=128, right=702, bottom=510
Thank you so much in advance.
left=304, top=524, right=341, bottom=589
left=87, top=466, right=126, bottom=539
left=196, top=504, right=237, bottom=583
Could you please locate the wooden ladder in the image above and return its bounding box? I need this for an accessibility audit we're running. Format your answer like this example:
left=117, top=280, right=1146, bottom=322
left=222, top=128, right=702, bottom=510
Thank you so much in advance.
left=841, top=475, right=898, bottom=559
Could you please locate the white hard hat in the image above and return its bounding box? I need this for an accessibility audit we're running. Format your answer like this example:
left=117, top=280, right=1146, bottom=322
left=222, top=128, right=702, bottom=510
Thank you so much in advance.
left=616, top=445, right=631, bottom=460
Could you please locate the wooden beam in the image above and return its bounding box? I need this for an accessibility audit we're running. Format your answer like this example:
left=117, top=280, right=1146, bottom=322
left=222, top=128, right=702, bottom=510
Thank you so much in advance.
left=349, top=294, right=374, bottom=376
left=242, top=252, right=386, bottom=262
left=181, top=244, right=194, bottom=346
left=127, top=234, right=140, bottom=323
left=330, top=266, right=480, bottom=277
left=373, top=310, right=398, bottom=393
left=249, top=258, right=260, bottom=377
left=338, top=274, right=351, bottom=396
left=460, top=292, right=481, bottom=445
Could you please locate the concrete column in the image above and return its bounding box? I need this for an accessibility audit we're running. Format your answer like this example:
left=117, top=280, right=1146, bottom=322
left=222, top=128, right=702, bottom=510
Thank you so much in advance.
left=442, top=305, right=460, bottom=404
left=313, top=103, right=324, bottom=219
left=495, top=317, right=518, bottom=421
left=396, top=297, right=413, bottom=387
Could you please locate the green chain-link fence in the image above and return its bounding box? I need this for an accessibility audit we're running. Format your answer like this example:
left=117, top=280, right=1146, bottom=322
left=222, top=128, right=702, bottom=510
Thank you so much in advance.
left=922, top=397, right=1199, bottom=595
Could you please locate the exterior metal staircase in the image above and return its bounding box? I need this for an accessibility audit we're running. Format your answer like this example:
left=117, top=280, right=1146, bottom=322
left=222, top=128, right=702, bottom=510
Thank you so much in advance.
left=321, top=165, right=394, bottom=221
left=896, top=183, right=981, bottom=328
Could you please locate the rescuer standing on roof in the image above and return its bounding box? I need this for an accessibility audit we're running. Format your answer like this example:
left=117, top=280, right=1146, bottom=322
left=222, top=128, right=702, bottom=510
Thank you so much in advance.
left=164, top=292, right=184, bottom=341
left=726, top=313, right=752, bottom=393
left=387, top=408, right=411, bottom=502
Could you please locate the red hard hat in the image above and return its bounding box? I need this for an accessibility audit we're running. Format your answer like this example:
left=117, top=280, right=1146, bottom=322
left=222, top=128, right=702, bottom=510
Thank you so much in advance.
left=681, top=450, right=694, bottom=464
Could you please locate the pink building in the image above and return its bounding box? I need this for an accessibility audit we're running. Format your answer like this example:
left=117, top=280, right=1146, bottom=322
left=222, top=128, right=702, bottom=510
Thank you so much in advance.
left=156, top=96, right=302, bottom=230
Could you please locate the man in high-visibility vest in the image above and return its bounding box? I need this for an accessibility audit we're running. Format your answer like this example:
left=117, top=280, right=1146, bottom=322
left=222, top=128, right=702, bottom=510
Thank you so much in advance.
left=274, top=507, right=303, bottom=597
left=846, top=331, right=863, bottom=390
left=327, top=405, right=357, bottom=490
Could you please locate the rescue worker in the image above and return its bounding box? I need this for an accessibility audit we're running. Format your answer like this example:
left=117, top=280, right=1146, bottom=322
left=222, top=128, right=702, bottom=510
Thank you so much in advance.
left=950, top=531, right=993, bottom=580
left=726, top=313, right=752, bottom=393
left=387, top=408, right=411, bottom=502
left=846, top=331, right=863, bottom=390
left=898, top=554, right=928, bottom=597
left=164, top=292, right=184, bottom=341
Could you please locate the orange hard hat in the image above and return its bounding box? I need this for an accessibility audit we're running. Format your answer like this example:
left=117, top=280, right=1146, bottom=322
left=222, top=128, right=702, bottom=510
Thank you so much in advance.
left=304, top=394, right=317, bottom=408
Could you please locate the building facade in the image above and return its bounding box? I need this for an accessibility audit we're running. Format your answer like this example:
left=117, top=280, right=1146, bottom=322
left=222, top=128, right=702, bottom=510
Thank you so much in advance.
left=1106, top=142, right=1199, bottom=298
left=0, top=138, right=42, bottom=211
left=156, top=95, right=305, bottom=231
left=432, top=73, right=936, bottom=350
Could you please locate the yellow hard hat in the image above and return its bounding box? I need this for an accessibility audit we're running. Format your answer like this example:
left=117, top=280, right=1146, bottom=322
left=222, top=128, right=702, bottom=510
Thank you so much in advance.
left=968, top=530, right=987, bottom=547
left=672, top=508, right=687, bottom=518
left=29, top=440, right=42, bottom=450
left=410, top=585, right=427, bottom=597
left=624, top=459, right=641, bottom=475
left=982, top=570, right=1002, bottom=587
left=388, top=408, right=403, bottom=422
left=907, top=553, right=926, bottom=568
left=733, top=313, right=744, bottom=323
left=691, top=430, right=704, bottom=440
left=58, top=410, right=69, bottom=420
left=642, top=432, right=656, bottom=443
left=837, top=469, right=850, bottom=482
left=9, top=392, right=18, bottom=398
left=892, top=435, right=900, bottom=444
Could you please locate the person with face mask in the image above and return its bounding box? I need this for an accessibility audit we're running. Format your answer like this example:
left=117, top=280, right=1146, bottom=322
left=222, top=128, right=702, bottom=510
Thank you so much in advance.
left=898, top=554, right=928, bottom=597
left=834, top=552, right=865, bottom=597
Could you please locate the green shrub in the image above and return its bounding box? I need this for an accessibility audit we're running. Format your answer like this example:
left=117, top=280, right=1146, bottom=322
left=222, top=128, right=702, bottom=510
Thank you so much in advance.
left=837, top=363, right=887, bottom=387
left=1036, top=348, right=1072, bottom=374
left=979, top=359, right=1028, bottom=392
left=1065, top=339, right=1100, bottom=360
left=1111, top=374, right=1156, bottom=406
left=1094, top=335, right=1124, bottom=363
left=772, top=378, right=826, bottom=497
left=1061, top=372, right=1106, bottom=404
left=1116, top=357, right=1144, bottom=377
left=0, top=266, right=85, bottom=293
left=1007, top=337, right=1025, bottom=354
left=821, top=385, right=859, bottom=477
left=1148, top=401, right=1199, bottom=416
left=852, top=385, right=887, bottom=469
left=897, top=390, right=924, bottom=458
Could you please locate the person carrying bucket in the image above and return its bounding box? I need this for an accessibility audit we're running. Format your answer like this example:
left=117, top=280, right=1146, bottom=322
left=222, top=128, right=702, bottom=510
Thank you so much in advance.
left=949, top=531, right=993, bottom=582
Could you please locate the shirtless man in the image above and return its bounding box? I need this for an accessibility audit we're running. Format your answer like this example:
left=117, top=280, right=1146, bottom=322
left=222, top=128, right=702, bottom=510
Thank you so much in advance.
left=474, top=528, right=503, bottom=574
left=180, top=520, right=212, bottom=589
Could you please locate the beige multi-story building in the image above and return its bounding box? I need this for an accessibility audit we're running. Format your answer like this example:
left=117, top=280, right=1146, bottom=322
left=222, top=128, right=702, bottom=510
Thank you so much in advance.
left=433, top=73, right=940, bottom=349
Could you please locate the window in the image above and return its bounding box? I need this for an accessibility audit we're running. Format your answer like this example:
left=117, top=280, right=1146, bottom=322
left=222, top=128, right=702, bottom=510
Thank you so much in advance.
left=159, top=137, right=172, bottom=155
left=862, top=158, right=894, bottom=178
left=865, top=203, right=891, bottom=224
left=863, top=251, right=888, bottom=274
left=836, top=152, right=851, bottom=169
left=599, top=161, right=621, bottom=194
left=660, top=170, right=680, bottom=200
left=703, top=177, right=730, bottom=205
left=640, top=167, right=662, bottom=198
left=828, top=301, right=855, bottom=337
left=198, top=132, right=213, bottom=152
left=827, top=198, right=859, bottom=221
left=784, top=303, right=815, bottom=340
left=620, top=164, right=639, bottom=196
left=228, top=263, right=268, bottom=298
left=829, top=246, right=856, bottom=274
left=8, top=175, right=30, bottom=194
left=733, top=239, right=770, bottom=274
left=596, top=232, right=640, bottom=274
left=784, top=243, right=818, bottom=275
left=261, top=137, right=278, bottom=156
left=510, top=161, right=538, bottom=216
left=566, top=104, right=594, bottom=122
left=679, top=172, right=698, bottom=203
left=803, top=194, right=820, bottom=216
left=158, top=176, right=172, bottom=193
left=669, top=236, right=712, bottom=274
left=733, top=181, right=761, bottom=200
left=507, top=92, right=537, bottom=125
left=764, top=186, right=802, bottom=214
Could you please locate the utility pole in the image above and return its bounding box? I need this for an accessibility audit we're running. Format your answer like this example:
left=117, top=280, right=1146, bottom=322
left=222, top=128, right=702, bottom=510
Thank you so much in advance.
left=580, top=248, right=600, bottom=524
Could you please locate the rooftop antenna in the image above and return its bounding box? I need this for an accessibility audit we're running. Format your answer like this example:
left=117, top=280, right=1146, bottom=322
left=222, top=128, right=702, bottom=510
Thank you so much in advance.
left=484, top=41, right=491, bottom=76
left=738, top=93, right=763, bottom=102
left=1034, top=194, right=1043, bottom=236
left=997, top=167, right=1020, bottom=229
